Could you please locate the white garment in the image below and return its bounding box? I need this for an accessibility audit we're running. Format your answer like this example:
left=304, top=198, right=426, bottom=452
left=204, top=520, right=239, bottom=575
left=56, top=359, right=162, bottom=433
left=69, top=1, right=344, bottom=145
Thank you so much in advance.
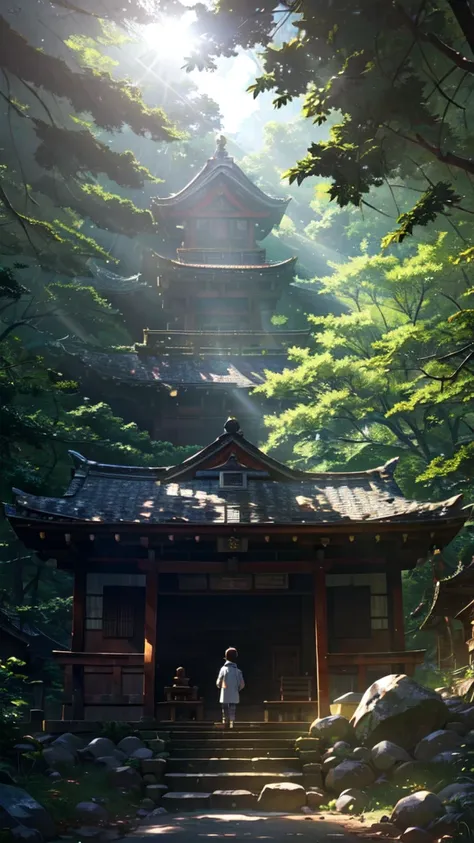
left=216, top=661, right=245, bottom=704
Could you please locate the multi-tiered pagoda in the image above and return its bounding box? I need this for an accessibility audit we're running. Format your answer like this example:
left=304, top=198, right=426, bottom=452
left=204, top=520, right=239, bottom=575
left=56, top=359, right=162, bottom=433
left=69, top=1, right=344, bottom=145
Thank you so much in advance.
left=67, top=138, right=308, bottom=445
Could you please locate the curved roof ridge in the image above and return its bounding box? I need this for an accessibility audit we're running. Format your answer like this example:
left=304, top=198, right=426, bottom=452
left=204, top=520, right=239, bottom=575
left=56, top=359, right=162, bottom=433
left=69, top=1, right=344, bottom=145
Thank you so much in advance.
left=153, top=157, right=290, bottom=209
left=156, top=254, right=297, bottom=271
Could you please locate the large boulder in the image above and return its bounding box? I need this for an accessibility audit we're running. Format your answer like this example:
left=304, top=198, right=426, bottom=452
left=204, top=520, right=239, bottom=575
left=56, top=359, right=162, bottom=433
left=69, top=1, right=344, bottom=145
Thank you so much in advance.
left=107, top=766, right=142, bottom=792
left=257, top=782, right=306, bottom=811
left=390, top=791, right=445, bottom=830
left=414, top=730, right=463, bottom=762
left=10, top=827, right=43, bottom=843
left=116, top=736, right=144, bottom=756
left=351, top=674, right=448, bottom=749
left=74, top=802, right=109, bottom=826
left=391, top=761, right=431, bottom=787
left=0, top=785, right=55, bottom=839
left=130, top=748, right=153, bottom=760
left=399, top=828, right=432, bottom=843
left=325, top=760, right=375, bottom=794
left=42, top=746, right=76, bottom=771
left=51, top=733, right=84, bottom=754
left=83, top=738, right=118, bottom=759
left=309, top=715, right=353, bottom=744
left=371, top=741, right=411, bottom=771
left=332, top=741, right=352, bottom=758
left=436, top=782, right=474, bottom=803
left=322, top=755, right=340, bottom=772
left=336, top=788, right=368, bottom=814
left=352, top=747, right=371, bottom=763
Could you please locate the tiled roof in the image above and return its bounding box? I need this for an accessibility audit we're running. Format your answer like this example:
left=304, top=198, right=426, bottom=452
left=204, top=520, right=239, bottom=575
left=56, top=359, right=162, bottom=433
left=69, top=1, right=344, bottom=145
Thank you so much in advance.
left=10, top=429, right=466, bottom=528
left=152, top=157, right=289, bottom=211
left=67, top=350, right=294, bottom=388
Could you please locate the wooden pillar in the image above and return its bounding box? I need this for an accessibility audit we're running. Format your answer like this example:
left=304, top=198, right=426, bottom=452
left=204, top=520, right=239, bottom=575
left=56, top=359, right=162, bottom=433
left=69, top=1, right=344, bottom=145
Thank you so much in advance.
left=71, top=568, right=86, bottom=719
left=143, top=568, right=158, bottom=719
left=314, top=564, right=330, bottom=718
left=71, top=568, right=86, bottom=652
left=387, top=568, right=405, bottom=650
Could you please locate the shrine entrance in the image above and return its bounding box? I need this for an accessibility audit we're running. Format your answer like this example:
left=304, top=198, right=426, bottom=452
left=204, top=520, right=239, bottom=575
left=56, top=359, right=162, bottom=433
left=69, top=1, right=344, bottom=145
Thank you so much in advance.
left=156, top=591, right=315, bottom=717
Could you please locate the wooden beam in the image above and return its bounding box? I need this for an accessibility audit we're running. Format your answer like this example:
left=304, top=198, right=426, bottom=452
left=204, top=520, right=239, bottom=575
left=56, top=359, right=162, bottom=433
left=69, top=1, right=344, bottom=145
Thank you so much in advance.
left=388, top=568, right=405, bottom=650
left=71, top=568, right=86, bottom=651
left=314, top=564, right=330, bottom=718
left=143, top=568, right=158, bottom=719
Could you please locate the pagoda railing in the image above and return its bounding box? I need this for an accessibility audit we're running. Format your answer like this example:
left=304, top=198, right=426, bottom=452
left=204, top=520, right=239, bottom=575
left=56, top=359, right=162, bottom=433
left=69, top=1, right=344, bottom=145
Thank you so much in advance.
left=53, top=651, right=144, bottom=718
left=141, top=329, right=309, bottom=356
left=177, top=248, right=266, bottom=265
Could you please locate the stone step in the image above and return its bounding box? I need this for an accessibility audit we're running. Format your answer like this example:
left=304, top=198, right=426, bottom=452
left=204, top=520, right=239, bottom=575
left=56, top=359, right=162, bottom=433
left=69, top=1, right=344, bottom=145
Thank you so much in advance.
left=161, top=792, right=211, bottom=812
left=167, top=756, right=300, bottom=773
left=169, top=738, right=296, bottom=750
left=156, top=722, right=307, bottom=731
left=170, top=746, right=293, bottom=759
left=210, top=790, right=257, bottom=811
left=165, top=770, right=303, bottom=793
left=166, top=730, right=303, bottom=741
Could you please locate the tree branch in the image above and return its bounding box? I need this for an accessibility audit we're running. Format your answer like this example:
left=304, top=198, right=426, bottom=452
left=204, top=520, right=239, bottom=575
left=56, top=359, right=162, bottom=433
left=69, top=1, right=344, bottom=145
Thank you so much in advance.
left=395, top=1, right=474, bottom=73
left=447, top=0, right=474, bottom=54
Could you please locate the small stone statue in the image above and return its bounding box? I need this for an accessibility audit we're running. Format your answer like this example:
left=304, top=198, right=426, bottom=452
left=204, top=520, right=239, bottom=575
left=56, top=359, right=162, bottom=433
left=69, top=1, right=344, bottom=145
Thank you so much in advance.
left=173, top=666, right=190, bottom=687
left=215, top=134, right=228, bottom=158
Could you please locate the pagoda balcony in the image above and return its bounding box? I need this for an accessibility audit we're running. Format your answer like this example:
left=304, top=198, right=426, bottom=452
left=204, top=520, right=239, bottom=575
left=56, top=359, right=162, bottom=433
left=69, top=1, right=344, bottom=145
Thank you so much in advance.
left=176, top=248, right=266, bottom=266
left=141, top=329, right=310, bottom=356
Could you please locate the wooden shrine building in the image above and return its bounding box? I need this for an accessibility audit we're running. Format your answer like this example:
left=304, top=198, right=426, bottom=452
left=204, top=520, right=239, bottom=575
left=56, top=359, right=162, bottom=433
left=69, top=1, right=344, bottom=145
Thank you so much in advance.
left=422, top=561, right=474, bottom=670
left=64, top=137, right=309, bottom=445
left=5, top=418, right=467, bottom=723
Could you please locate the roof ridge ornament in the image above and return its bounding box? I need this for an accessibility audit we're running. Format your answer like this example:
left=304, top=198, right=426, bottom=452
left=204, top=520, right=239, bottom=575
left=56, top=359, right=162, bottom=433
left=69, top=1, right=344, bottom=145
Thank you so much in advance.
left=214, top=134, right=229, bottom=159
left=224, top=417, right=241, bottom=435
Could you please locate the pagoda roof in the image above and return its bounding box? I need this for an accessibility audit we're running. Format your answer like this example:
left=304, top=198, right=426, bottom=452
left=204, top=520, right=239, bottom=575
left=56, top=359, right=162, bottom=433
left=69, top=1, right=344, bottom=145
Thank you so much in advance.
left=152, top=142, right=289, bottom=237
left=62, top=347, right=301, bottom=388
left=421, top=561, right=474, bottom=629
left=6, top=420, right=467, bottom=531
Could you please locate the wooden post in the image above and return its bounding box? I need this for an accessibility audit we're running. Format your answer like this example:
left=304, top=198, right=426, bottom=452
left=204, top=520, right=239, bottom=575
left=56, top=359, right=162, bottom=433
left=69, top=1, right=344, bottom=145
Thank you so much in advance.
left=143, top=568, right=158, bottom=719
left=314, top=564, right=330, bottom=718
left=71, top=568, right=86, bottom=719
left=71, top=568, right=86, bottom=651
left=387, top=567, right=405, bottom=651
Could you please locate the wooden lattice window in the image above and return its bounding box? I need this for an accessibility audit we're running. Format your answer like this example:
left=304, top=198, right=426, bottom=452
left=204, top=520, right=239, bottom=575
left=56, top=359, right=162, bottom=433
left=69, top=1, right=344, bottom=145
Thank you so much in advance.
left=102, top=586, right=144, bottom=639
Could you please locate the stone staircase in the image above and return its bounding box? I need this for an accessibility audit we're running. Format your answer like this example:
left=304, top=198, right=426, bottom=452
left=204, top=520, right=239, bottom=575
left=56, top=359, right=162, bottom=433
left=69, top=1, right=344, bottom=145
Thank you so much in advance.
left=161, top=723, right=305, bottom=812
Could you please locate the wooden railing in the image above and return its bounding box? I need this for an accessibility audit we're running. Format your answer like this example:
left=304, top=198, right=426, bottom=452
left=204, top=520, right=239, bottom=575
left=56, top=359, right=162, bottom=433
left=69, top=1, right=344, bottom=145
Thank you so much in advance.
left=328, top=650, right=425, bottom=692
left=177, top=248, right=266, bottom=265
left=53, top=651, right=144, bottom=718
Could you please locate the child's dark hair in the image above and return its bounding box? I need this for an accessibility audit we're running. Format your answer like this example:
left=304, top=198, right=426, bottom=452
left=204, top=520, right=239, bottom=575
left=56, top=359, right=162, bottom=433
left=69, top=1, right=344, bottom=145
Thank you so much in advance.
left=225, top=647, right=238, bottom=662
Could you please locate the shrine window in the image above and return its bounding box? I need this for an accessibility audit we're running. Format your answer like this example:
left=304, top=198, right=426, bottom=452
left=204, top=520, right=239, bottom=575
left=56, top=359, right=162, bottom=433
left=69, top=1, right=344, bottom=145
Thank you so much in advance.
left=220, top=471, right=248, bottom=490
left=103, top=586, right=144, bottom=639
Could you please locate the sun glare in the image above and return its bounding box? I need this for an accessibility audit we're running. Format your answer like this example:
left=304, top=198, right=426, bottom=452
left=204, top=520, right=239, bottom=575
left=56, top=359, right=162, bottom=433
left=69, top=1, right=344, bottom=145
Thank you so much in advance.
left=142, top=13, right=196, bottom=61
